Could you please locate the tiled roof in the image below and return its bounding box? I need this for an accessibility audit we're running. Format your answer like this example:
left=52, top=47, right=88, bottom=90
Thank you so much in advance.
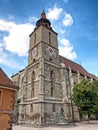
left=60, top=56, right=97, bottom=80
left=0, top=67, right=18, bottom=90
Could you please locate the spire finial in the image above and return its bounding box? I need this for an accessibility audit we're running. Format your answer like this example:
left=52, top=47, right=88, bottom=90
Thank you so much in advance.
left=43, top=6, right=44, bottom=13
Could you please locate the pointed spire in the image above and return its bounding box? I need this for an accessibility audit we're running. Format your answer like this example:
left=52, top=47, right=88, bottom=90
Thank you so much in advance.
left=42, top=5, right=45, bottom=13
left=41, top=6, right=46, bottom=19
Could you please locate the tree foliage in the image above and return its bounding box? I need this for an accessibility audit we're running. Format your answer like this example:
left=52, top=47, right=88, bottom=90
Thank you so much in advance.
left=72, top=79, right=98, bottom=122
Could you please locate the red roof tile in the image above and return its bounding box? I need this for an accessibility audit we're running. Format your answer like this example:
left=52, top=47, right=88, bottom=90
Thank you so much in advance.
left=0, top=67, right=18, bottom=90
left=60, top=56, right=97, bottom=80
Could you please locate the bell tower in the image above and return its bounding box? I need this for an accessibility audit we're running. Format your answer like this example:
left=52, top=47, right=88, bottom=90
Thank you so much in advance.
left=27, top=10, right=62, bottom=125
left=28, top=10, right=59, bottom=65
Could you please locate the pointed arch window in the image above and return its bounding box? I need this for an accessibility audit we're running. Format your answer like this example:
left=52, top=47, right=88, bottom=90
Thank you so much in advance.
left=32, top=71, right=35, bottom=81
left=53, top=104, right=55, bottom=112
left=31, top=71, right=35, bottom=98
left=31, top=87, right=34, bottom=98
left=30, top=104, right=33, bottom=113
left=50, top=70, right=55, bottom=97
left=50, top=70, right=55, bottom=80
left=51, top=85, right=53, bottom=97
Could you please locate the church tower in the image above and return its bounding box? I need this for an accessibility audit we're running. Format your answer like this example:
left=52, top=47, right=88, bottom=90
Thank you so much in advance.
left=28, top=10, right=59, bottom=65
left=12, top=10, right=63, bottom=126
left=27, top=10, right=62, bottom=125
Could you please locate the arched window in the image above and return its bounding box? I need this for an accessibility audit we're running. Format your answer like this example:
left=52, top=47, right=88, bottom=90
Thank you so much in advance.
left=50, top=70, right=55, bottom=79
left=32, top=71, right=35, bottom=81
left=51, top=85, right=53, bottom=97
left=49, top=32, right=51, bottom=44
left=31, top=87, right=34, bottom=98
left=31, top=71, right=35, bottom=98
left=30, top=104, right=33, bottom=112
left=50, top=70, right=55, bottom=97
left=53, top=104, right=55, bottom=112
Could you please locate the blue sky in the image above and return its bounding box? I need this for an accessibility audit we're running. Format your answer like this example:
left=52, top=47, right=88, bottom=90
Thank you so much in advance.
left=0, top=0, right=98, bottom=77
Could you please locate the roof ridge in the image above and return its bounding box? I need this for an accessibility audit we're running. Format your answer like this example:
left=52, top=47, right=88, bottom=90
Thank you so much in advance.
left=0, top=67, right=18, bottom=90
left=59, top=55, right=97, bottom=79
left=60, top=55, right=82, bottom=67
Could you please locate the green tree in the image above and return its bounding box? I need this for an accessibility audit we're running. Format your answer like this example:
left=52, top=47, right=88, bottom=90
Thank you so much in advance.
left=72, top=79, right=98, bottom=123
left=93, top=80, right=98, bottom=118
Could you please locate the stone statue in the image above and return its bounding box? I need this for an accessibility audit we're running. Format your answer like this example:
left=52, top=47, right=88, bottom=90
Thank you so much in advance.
left=61, top=107, right=64, bottom=116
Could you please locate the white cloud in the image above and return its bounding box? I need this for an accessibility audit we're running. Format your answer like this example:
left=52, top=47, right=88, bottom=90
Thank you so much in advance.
left=63, top=13, right=73, bottom=26
left=0, top=45, right=27, bottom=70
left=0, top=19, right=15, bottom=31
left=28, top=16, right=38, bottom=23
left=59, top=29, right=66, bottom=34
left=0, top=19, right=34, bottom=56
left=59, top=38, right=77, bottom=60
left=47, top=5, right=63, bottom=20
left=0, top=18, right=35, bottom=69
left=0, top=43, right=3, bottom=47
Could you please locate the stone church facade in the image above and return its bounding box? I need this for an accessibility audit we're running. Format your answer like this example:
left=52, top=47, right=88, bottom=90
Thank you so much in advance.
left=11, top=10, right=97, bottom=126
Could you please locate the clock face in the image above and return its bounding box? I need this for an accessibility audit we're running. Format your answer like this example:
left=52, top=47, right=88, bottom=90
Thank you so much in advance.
left=48, top=46, right=54, bottom=54
left=31, top=47, right=37, bottom=59
left=46, top=44, right=56, bottom=58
